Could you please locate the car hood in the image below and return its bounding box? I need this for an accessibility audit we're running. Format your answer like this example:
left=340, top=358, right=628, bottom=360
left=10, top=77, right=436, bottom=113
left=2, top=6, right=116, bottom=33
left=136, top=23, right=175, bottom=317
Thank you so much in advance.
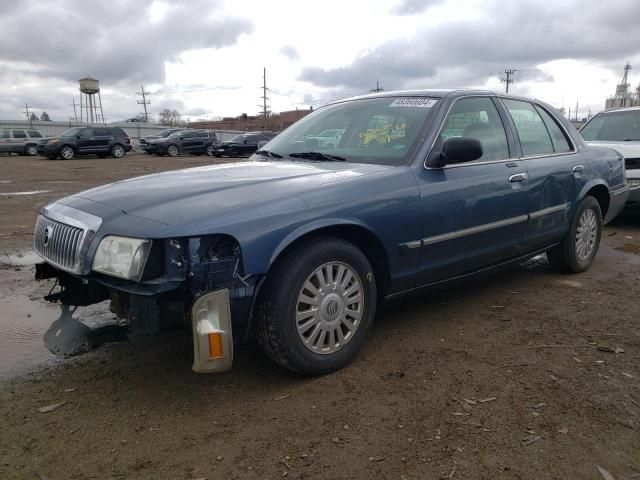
left=66, top=160, right=393, bottom=226
left=586, top=141, right=640, bottom=158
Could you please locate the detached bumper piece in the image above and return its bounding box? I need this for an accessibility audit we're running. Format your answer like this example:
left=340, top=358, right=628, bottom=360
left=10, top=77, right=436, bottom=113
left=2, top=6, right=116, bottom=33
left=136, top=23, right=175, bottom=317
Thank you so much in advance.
left=192, top=289, right=233, bottom=373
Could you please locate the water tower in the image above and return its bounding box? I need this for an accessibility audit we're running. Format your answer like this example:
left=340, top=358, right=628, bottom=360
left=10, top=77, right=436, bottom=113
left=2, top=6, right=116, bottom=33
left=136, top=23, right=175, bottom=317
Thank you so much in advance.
left=79, top=77, right=105, bottom=123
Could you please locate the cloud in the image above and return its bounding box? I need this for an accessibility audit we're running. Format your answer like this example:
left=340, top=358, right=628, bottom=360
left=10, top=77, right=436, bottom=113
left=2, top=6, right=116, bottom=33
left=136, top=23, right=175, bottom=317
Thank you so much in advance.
left=0, top=0, right=253, bottom=85
left=391, top=0, right=444, bottom=15
left=301, top=0, right=640, bottom=91
left=279, top=45, right=300, bottom=60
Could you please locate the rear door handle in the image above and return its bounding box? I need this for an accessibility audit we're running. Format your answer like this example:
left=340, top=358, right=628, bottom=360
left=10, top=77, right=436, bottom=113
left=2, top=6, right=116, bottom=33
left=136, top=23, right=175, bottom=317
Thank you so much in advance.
left=509, top=173, right=528, bottom=183
left=572, top=164, right=584, bottom=173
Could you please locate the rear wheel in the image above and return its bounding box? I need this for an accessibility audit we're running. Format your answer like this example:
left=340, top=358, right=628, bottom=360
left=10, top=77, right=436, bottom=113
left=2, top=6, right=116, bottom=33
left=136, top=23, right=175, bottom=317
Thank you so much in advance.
left=167, top=145, right=179, bottom=157
left=59, top=145, right=74, bottom=160
left=547, top=196, right=602, bottom=273
left=111, top=144, right=125, bottom=158
left=256, top=236, right=377, bottom=375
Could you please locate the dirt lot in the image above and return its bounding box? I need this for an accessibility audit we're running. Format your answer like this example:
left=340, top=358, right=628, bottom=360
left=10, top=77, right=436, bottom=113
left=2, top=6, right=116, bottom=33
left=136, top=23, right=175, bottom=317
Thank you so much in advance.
left=1, top=153, right=639, bottom=480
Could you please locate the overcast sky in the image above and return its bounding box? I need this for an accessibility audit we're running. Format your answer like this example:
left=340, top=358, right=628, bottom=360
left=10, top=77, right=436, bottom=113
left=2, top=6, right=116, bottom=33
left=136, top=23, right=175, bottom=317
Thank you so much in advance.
left=1, top=0, right=639, bottom=123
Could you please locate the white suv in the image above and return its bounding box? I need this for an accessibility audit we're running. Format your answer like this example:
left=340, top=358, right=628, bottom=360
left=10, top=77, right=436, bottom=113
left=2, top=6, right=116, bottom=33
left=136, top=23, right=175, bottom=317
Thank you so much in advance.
left=0, top=128, right=44, bottom=156
left=581, top=107, right=640, bottom=207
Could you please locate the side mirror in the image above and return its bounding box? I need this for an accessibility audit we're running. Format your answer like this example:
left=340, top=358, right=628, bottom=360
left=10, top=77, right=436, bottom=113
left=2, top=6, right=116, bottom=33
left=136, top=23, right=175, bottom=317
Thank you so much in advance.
left=427, top=137, right=483, bottom=168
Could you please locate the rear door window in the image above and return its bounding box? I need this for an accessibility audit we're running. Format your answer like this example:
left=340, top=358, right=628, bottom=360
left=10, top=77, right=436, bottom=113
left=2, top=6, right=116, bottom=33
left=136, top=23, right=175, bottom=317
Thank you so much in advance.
left=534, top=106, right=572, bottom=153
left=501, top=99, right=554, bottom=156
left=93, top=128, right=110, bottom=136
left=12, top=130, right=27, bottom=139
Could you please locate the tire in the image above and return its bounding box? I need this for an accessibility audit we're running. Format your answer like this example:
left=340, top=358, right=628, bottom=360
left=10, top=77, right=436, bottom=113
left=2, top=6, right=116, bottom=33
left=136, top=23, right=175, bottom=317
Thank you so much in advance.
left=111, top=144, right=125, bottom=158
left=167, top=145, right=179, bottom=157
left=24, top=144, right=38, bottom=156
left=547, top=196, right=602, bottom=273
left=206, top=144, right=215, bottom=156
left=59, top=145, right=74, bottom=160
left=255, top=236, right=377, bottom=375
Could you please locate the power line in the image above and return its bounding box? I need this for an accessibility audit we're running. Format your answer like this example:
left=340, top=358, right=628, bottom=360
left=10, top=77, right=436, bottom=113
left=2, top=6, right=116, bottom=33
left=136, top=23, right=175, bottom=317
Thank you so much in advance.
left=136, top=85, right=151, bottom=121
left=500, top=69, right=519, bottom=93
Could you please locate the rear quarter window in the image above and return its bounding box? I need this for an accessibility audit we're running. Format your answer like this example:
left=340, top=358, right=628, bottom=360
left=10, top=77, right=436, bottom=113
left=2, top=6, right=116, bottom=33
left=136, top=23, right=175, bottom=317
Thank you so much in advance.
left=27, top=130, right=43, bottom=138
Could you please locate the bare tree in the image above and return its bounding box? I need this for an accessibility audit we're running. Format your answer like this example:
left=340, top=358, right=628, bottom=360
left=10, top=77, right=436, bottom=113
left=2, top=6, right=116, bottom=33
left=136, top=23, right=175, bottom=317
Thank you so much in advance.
left=40, top=112, right=51, bottom=121
left=29, top=112, right=38, bottom=122
left=158, top=109, right=182, bottom=126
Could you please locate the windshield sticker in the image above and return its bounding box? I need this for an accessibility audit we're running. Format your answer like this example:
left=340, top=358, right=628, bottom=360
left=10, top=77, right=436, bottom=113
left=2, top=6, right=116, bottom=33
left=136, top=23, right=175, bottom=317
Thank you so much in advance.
left=390, top=98, right=438, bottom=108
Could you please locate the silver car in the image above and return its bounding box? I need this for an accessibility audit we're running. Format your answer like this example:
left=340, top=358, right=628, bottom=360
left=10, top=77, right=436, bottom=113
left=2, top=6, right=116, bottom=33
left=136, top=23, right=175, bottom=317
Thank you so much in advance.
left=0, top=128, right=44, bottom=156
left=581, top=106, right=640, bottom=207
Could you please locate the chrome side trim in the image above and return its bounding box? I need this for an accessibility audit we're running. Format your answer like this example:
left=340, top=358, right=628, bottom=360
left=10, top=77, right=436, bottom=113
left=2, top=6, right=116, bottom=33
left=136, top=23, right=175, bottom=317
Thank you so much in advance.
left=611, top=186, right=630, bottom=196
left=421, top=215, right=529, bottom=246
left=529, top=202, right=571, bottom=219
left=192, top=289, right=234, bottom=373
left=399, top=202, right=571, bottom=250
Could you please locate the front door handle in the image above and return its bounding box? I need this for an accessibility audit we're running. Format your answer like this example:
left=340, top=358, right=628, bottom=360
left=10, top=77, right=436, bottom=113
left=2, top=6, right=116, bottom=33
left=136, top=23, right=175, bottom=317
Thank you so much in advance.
left=572, top=164, right=584, bottom=173
left=509, top=173, right=528, bottom=183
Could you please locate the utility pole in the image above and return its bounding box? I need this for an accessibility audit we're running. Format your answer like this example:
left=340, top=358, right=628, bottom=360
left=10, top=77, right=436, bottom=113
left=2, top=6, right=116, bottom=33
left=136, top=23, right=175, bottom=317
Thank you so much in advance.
left=370, top=81, right=384, bottom=93
left=137, top=85, right=151, bottom=121
left=500, top=69, right=518, bottom=93
left=69, top=98, right=78, bottom=123
left=575, top=100, right=579, bottom=121
left=259, top=67, right=270, bottom=130
left=23, top=103, right=31, bottom=124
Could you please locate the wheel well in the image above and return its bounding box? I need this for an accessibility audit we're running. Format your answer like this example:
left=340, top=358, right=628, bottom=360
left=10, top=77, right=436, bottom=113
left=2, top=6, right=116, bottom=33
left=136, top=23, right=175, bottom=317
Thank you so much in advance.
left=586, top=185, right=610, bottom=217
left=271, top=225, right=391, bottom=298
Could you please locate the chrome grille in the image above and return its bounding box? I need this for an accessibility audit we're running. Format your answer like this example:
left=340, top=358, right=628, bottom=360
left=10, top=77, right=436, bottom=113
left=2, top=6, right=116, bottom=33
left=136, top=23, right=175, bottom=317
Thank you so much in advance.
left=34, top=215, right=85, bottom=273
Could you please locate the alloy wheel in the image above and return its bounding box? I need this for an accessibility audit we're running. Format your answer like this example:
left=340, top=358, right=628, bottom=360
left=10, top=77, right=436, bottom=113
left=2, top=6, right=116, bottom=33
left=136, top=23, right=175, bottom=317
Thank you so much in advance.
left=575, top=208, right=598, bottom=260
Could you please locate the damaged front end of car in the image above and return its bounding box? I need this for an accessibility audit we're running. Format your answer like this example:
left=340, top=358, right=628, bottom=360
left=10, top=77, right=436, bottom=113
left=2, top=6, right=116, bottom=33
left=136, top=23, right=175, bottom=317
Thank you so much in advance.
left=34, top=204, right=260, bottom=373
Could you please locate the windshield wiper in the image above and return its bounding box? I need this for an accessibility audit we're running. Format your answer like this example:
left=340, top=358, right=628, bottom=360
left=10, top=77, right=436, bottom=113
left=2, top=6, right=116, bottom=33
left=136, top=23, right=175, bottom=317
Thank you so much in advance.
left=288, top=151, right=346, bottom=162
left=254, top=149, right=283, bottom=159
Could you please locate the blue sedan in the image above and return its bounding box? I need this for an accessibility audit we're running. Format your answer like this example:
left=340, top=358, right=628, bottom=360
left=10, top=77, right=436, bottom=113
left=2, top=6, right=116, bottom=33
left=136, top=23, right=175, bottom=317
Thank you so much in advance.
left=33, top=89, right=628, bottom=375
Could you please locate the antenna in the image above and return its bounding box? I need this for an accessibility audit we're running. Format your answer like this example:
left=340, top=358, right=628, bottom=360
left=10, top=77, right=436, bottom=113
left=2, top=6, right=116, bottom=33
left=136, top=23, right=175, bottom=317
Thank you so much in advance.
left=500, top=69, right=519, bottom=93
left=137, top=85, right=151, bottom=121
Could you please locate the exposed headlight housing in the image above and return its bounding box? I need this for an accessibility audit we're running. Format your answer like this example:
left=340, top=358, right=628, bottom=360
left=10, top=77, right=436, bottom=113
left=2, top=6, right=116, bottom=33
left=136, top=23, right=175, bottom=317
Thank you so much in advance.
left=628, top=178, right=640, bottom=188
left=92, top=235, right=152, bottom=281
left=48, top=139, right=59, bottom=144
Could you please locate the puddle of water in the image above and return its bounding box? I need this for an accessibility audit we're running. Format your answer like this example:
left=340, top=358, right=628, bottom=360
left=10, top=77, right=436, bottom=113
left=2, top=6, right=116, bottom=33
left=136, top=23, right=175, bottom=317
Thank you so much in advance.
left=0, top=190, right=53, bottom=196
left=0, top=295, right=118, bottom=380
left=0, top=251, right=42, bottom=266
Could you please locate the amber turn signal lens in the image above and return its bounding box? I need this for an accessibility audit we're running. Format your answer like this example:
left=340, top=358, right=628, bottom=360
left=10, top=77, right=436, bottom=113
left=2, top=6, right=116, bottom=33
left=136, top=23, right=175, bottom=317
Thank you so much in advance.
left=208, top=332, right=224, bottom=359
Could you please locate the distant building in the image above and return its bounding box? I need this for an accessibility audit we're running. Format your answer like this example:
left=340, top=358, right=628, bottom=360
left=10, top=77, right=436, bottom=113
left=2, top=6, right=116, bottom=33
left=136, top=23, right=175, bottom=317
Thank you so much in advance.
left=605, top=62, right=640, bottom=109
left=190, top=107, right=313, bottom=132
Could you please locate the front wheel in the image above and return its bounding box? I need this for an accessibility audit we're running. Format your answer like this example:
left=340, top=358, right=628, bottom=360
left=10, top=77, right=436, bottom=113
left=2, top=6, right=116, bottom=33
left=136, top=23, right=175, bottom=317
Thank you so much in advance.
left=167, top=145, right=179, bottom=157
left=547, top=196, right=602, bottom=273
left=206, top=144, right=215, bottom=156
left=59, top=145, right=74, bottom=160
left=25, top=144, right=38, bottom=156
left=256, top=237, right=377, bottom=375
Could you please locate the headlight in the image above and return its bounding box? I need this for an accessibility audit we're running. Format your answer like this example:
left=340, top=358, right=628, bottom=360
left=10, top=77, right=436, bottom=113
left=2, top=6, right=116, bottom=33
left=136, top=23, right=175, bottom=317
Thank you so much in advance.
left=628, top=179, right=640, bottom=188
left=92, top=235, right=152, bottom=281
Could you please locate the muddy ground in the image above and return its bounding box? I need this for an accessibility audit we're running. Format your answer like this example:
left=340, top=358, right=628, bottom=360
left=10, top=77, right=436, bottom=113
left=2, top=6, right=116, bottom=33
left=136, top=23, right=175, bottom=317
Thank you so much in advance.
left=0, top=153, right=639, bottom=480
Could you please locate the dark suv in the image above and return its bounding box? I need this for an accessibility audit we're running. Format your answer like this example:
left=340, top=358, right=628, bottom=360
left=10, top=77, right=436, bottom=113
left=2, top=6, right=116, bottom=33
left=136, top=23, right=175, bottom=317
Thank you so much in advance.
left=214, top=131, right=277, bottom=157
left=145, top=129, right=217, bottom=156
left=37, top=127, right=132, bottom=160
left=140, top=128, right=187, bottom=153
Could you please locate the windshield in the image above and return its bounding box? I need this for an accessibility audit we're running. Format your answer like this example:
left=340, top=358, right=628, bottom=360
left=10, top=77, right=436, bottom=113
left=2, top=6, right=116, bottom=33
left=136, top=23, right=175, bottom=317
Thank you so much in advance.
left=159, top=129, right=177, bottom=137
left=168, top=131, right=185, bottom=138
left=60, top=127, right=83, bottom=137
left=230, top=134, right=248, bottom=142
left=581, top=110, right=640, bottom=141
left=252, top=96, right=439, bottom=165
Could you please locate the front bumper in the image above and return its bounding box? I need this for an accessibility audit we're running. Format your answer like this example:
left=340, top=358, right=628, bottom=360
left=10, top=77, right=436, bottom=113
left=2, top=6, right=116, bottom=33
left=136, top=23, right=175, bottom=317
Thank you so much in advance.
left=37, top=144, right=59, bottom=156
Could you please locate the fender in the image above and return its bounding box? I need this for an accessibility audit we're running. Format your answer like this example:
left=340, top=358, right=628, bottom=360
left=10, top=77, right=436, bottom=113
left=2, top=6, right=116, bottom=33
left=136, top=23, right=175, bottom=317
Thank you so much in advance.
left=267, top=217, right=381, bottom=270
left=575, top=178, right=609, bottom=211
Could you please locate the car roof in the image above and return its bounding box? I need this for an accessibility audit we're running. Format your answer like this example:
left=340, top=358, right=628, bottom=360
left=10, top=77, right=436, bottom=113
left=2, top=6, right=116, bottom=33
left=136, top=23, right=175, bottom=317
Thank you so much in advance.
left=328, top=88, right=548, bottom=105
left=594, top=106, right=640, bottom=115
